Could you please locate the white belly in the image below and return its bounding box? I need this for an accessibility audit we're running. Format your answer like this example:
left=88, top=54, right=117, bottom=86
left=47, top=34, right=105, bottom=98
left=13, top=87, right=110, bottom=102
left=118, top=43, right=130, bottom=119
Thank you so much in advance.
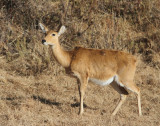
left=89, top=76, right=114, bottom=86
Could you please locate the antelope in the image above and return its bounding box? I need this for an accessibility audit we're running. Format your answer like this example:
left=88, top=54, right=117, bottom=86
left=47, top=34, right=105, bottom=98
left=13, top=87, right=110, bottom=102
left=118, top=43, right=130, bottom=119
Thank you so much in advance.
left=39, top=23, right=142, bottom=116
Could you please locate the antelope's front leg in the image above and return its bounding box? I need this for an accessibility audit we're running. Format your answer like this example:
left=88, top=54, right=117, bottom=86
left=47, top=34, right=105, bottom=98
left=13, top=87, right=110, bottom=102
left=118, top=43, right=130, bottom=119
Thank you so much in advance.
left=79, top=75, right=88, bottom=115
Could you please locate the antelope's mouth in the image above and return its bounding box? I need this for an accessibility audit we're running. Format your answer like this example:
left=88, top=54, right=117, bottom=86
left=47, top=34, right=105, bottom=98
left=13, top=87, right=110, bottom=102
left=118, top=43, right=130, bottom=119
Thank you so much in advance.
left=42, top=39, right=46, bottom=44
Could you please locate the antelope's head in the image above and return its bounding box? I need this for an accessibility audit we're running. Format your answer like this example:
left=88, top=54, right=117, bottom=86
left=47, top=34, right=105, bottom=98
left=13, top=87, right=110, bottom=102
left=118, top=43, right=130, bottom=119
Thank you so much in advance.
left=39, top=23, right=66, bottom=47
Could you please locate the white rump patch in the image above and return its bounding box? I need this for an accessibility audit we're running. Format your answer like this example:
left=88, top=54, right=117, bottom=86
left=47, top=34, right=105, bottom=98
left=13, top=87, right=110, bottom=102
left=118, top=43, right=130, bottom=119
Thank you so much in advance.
left=89, top=77, right=114, bottom=86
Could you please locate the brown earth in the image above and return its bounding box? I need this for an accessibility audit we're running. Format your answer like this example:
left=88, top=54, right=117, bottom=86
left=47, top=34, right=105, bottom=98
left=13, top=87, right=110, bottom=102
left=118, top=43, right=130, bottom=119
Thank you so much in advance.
left=0, top=52, right=160, bottom=126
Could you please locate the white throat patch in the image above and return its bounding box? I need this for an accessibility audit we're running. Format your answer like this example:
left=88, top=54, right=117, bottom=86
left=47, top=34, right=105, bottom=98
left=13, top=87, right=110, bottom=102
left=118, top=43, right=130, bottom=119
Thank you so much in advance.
left=43, top=42, right=48, bottom=45
left=43, top=42, right=54, bottom=46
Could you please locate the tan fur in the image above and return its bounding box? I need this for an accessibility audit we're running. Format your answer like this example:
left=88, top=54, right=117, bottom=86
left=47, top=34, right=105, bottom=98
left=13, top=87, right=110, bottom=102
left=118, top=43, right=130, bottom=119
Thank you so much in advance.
left=39, top=23, right=142, bottom=116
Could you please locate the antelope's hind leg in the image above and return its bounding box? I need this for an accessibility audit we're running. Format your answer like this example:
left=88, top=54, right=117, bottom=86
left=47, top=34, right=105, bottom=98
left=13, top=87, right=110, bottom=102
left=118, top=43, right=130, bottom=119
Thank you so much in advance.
left=111, top=81, right=129, bottom=116
left=111, top=81, right=142, bottom=116
left=125, top=82, right=142, bottom=116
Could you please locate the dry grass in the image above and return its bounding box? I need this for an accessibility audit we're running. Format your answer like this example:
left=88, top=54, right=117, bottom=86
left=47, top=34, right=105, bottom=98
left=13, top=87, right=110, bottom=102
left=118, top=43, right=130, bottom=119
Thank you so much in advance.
left=0, top=0, right=160, bottom=125
left=0, top=56, right=160, bottom=126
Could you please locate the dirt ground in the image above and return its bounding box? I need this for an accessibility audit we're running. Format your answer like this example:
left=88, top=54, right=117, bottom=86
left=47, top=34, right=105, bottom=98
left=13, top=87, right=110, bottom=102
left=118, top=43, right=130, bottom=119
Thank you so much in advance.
left=0, top=53, right=159, bottom=126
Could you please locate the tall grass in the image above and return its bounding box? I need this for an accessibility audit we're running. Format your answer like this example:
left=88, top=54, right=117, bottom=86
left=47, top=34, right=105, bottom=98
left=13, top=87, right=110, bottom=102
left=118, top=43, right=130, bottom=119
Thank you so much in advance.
left=0, top=0, right=159, bottom=75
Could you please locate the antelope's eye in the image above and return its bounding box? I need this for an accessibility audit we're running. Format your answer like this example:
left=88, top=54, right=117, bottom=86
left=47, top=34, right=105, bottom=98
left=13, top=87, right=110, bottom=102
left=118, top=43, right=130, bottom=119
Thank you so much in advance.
left=52, top=34, right=55, bottom=36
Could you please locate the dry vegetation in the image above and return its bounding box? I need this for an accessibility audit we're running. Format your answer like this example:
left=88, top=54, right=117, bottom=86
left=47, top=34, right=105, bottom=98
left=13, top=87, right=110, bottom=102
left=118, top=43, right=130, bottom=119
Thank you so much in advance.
left=0, top=0, right=160, bottom=125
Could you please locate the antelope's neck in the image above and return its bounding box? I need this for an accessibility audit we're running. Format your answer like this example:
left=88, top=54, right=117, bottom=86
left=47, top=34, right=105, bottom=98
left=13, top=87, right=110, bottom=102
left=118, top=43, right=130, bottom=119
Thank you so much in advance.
left=52, top=42, right=72, bottom=68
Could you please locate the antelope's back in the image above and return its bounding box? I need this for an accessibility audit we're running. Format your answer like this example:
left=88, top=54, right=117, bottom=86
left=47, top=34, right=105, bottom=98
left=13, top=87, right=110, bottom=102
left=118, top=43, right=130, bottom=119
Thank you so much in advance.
left=71, top=47, right=128, bottom=79
left=70, top=47, right=137, bottom=79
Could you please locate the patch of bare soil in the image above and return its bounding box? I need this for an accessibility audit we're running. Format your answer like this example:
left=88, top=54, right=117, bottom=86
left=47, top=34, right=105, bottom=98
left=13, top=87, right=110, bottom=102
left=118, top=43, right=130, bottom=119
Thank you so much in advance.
left=0, top=52, right=160, bottom=126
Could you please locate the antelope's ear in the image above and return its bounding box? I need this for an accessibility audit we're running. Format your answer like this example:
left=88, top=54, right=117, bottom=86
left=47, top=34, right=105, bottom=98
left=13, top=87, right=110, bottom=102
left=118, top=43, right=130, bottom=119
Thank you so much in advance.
left=39, top=23, right=49, bottom=33
left=58, top=26, right=66, bottom=37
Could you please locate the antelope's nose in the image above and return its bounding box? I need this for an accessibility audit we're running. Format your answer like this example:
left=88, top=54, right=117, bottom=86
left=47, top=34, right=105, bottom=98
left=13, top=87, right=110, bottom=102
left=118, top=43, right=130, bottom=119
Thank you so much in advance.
left=42, top=39, right=46, bottom=44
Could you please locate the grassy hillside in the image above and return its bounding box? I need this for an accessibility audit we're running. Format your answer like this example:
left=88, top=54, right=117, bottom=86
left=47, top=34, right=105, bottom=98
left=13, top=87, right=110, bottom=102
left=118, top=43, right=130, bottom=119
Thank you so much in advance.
left=0, top=0, right=160, bottom=125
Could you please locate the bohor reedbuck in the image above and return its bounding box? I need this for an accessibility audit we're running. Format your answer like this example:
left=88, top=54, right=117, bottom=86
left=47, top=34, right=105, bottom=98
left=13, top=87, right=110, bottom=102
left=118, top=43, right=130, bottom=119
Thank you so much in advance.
left=39, top=23, right=142, bottom=116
